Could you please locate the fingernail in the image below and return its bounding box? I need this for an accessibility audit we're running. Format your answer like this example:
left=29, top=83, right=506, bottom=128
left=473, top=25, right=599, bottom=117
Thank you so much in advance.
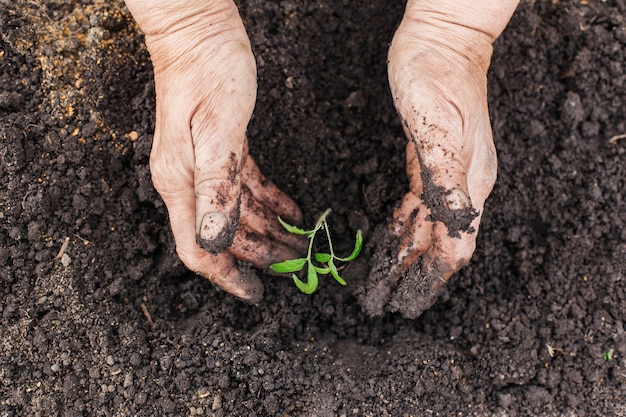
left=196, top=212, right=236, bottom=254
left=200, top=212, right=228, bottom=241
left=444, top=188, right=471, bottom=210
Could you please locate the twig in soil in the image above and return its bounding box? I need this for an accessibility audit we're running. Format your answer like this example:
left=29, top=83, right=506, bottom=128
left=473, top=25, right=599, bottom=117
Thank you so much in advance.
left=546, top=343, right=564, bottom=357
left=54, top=237, right=70, bottom=260
left=73, top=233, right=91, bottom=245
left=609, top=133, right=626, bottom=144
left=140, top=303, right=155, bottom=329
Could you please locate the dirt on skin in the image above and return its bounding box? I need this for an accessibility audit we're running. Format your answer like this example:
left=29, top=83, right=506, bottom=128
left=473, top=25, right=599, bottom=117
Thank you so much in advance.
left=1, top=0, right=626, bottom=416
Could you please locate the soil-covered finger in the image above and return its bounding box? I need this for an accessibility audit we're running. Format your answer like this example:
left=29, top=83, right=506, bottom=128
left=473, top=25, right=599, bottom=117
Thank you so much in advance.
left=194, top=157, right=243, bottom=254
left=387, top=257, right=447, bottom=320
left=357, top=206, right=460, bottom=319
left=355, top=224, right=404, bottom=317
left=229, top=224, right=302, bottom=271
left=392, top=194, right=432, bottom=267
left=240, top=185, right=308, bottom=253
left=191, top=251, right=263, bottom=304
left=387, top=220, right=477, bottom=318
left=419, top=162, right=479, bottom=238
left=241, top=155, right=303, bottom=224
left=401, top=120, right=480, bottom=238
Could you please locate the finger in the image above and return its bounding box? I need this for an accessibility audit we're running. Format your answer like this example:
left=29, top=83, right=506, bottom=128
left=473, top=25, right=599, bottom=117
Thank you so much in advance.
left=193, top=151, right=243, bottom=255
left=405, top=113, right=480, bottom=231
left=387, top=226, right=475, bottom=319
left=149, top=113, right=262, bottom=303
left=191, top=102, right=248, bottom=254
left=360, top=143, right=433, bottom=318
left=190, top=40, right=257, bottom=254
left=392, top=195, right=429, bottom=262
left=196, top=251, right=264, bottom=304
left=229, top=224, right=302, bottom=271
left=358, top=225, right=404, bottom=317
left=155, top=183, right=263, bottom=303
left=388, top=201, right=486, bottom=319
left=240, top=185, right=308, bottom=253
left=391, top=147, right=420, bottom=236
left=241, top=153, right=303, bottom=225
left=392, top=141, right=432, bottom=265
left=150, top=68, right=248, bottom=256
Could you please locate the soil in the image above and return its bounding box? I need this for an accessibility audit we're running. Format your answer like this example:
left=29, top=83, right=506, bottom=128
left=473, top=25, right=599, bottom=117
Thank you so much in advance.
left=1, top=0, right=626, bottom=415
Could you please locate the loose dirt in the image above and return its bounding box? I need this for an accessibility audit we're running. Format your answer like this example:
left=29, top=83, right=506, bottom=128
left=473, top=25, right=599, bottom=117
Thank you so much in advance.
left=1, top=0, right=625, bottom=415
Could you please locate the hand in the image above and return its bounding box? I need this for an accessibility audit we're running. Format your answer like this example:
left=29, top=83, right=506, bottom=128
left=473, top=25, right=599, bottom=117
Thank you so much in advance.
left=125, top=0, right=304, bottom=302
left=359, top=0, right=518, bottom=318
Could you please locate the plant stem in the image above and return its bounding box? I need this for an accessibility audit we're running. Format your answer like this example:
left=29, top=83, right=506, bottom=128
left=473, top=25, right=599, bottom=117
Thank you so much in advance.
left=316, top=208, right=332, bottom=226
left=306, top=209, right=330, bottom=265
left=323, top=219, right=335, bottom=258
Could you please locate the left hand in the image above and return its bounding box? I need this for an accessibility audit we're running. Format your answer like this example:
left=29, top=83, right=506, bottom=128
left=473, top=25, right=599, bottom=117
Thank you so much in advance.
left=359, top=0, right=518, bottom=318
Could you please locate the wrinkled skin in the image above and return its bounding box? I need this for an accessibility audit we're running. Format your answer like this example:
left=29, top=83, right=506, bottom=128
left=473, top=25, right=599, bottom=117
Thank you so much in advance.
left=124, top=0, right=305, bottom=303
left=360, top=0, right=519, bottom=318
left=125, top=0, right=518, bottom=313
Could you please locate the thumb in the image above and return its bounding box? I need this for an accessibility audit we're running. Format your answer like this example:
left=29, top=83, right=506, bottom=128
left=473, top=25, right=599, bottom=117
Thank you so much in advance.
left=193, top=131, right=247, bottom=254
left=189, top=31, right=257, bottom=254
left=397, top=90, right=480, bottom=239
left=408, top=127, right=478, bottom=239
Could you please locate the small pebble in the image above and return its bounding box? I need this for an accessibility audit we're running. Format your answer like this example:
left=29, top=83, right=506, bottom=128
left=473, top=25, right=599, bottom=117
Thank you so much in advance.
left=212, top=394, right=222, bottom=411
left=197, top=387, right=210, bottom=399
left=123, top=372, right=133, bottom=388
left=61, top=253, right=72, bottom=268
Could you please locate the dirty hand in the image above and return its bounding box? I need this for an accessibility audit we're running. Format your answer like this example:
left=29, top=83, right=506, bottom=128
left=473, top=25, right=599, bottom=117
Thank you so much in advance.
left=125, top=0, right=303, bottom=302
left=359, top=0, right=519, bottom=318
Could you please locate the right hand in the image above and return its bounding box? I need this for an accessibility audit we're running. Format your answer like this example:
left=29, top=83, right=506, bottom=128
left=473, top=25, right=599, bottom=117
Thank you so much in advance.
left=124, top=0, right=305, bottom=303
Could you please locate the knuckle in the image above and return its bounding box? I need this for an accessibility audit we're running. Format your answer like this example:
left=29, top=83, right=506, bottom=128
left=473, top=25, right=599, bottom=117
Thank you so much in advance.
left=149, top=152, right=170, bottom=192
left=149, top=150, right=192, bottom=194
left=176, top=246, right=204, bottom=273
left=452, top=240, right=476, bottom=270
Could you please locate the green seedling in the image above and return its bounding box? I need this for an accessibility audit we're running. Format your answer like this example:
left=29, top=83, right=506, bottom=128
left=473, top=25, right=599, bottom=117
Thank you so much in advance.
left=603, top=349, right=614, bottom=363
left=270, top=209, right=363, bottom=294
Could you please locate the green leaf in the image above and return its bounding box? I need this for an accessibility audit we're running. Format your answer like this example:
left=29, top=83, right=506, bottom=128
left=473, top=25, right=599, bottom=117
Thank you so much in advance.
left=269, top=258, right=307, bottom=273
left=314, top=253, right=331, bottom=263
left=314, top=266, right=331, bottom=274
left=277, top=216, right=312, bottom=235
left=292, top=264, right=319, bottom=294
left=329, top=260, right=346, bottom=285
left=336, top=229, right=363, bottom=262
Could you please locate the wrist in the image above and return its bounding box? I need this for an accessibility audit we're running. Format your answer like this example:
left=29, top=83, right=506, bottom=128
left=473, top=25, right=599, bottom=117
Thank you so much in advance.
left=124, top=0, right=242, bottom=39
left=396, top=0, right=519, bottom=73
left=405, top=0, right=519, bottom=43
left=124, top=0, right=252, bottom=75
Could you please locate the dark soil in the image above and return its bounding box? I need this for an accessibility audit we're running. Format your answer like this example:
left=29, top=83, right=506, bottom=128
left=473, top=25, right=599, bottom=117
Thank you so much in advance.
left=2, top=0, right=626, bottom=415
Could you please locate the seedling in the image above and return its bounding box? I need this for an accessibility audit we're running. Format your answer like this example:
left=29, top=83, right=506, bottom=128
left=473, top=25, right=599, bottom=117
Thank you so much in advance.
left=603, top=349, right=614, bottom=363
left=270, top=209, right=363, bottom=294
